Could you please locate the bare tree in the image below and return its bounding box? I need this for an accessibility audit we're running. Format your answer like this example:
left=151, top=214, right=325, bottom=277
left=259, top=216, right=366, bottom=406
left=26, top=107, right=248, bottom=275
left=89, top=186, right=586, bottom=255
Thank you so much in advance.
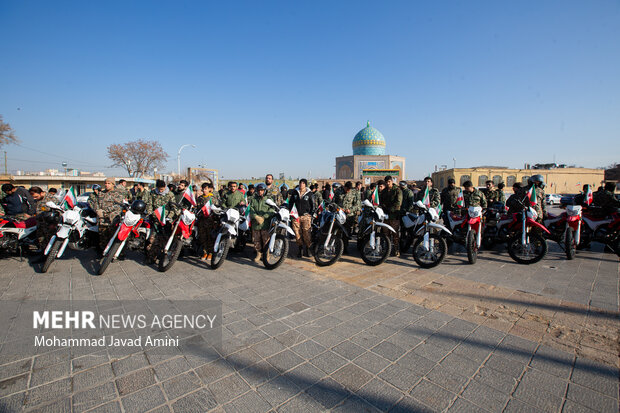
left=107, top=139, right=168, bottom=177
left=0, top=115, right=19, bottom=148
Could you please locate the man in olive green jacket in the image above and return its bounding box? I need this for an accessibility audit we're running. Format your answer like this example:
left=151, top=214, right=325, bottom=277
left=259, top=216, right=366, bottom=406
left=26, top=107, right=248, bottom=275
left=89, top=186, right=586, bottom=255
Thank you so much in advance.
left=223, top=182, right=246, bottom=209
left=249, top=184, right=274, bottom=262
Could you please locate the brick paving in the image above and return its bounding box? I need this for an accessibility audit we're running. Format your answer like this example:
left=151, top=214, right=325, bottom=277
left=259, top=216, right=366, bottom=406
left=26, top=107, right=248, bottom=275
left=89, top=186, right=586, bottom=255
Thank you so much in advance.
left=0, top=241, right=618, bottom=412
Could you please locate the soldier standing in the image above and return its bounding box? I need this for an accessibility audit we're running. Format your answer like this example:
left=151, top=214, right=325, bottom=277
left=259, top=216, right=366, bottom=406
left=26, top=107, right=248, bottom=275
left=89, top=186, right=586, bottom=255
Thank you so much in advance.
left=29, top=186, right=59, bottom=251
left=288, top=179, right=315, bottom=258
left=496, top=183, right=506, bottom=204
left=440, top=179, right=460, bottom=212
left=249, top=183, right=274, bottom=263
left=462, top=180, right=487, bottom=208
left=399, top=181, right=414, bottom=214
left=311, top=184, right=323, bottom=207
left=482, top=181, right=497, bottom=204
left=414, top=177, right=440, bottom=212
left=133, top=182, right=151, bottom=205
left=264, top=174, right=283, bottom=205
left=223, top=182, right=245, bottom=209
left=87, top=185, right=102, bottom=211
left=116, top=179, right=130, bottom=200
left=335, top=181, right=361, bottom=254
left=145, top=180, right=179, bottom=264
left=379, top=176, right=402, bottom=256
left=96, top=178, right=125, bottom=252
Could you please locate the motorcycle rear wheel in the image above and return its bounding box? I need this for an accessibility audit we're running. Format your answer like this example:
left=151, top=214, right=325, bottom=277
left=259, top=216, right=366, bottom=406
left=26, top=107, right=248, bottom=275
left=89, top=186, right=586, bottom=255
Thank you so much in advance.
left=565, top=228, right=576, bottom=260
left=360, top=233, right=391, bottom=266
left=41, top=238, right=63, bottom=273
left=466, top=230, right=478, bottom=264
left=508, top=232, right=547, bottom=264
left=210, top=237, right=230, bottom=269
left=158, top=236, right=184, bottom=272
left=263, top=234, right=289, bottom=270
left=412, top=233, right=447, bottom=269
left=314, top=236, right=344, bottom=267
left=98, top=240, right=122, bottom=275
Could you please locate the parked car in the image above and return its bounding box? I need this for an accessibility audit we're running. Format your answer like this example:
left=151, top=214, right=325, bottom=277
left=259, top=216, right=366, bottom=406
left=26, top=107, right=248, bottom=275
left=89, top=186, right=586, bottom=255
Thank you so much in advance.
left=560, top=194, right=577, bottom=206
left=545, top=194, right=562, bottom=205
left=77, top=192, right=92, bottom=204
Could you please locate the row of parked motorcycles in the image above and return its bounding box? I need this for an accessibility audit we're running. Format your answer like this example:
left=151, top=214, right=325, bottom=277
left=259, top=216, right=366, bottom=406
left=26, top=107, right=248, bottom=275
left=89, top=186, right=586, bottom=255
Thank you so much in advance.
left=1, top=196, right=619, bottom=274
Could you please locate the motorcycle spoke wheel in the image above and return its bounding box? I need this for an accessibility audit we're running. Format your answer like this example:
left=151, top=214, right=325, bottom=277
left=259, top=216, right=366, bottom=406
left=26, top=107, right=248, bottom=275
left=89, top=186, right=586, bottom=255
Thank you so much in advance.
left=360, top=233, right=391, bottom=266
left=508, top=232, right=548, bottom=264
left=412, top=233, right=447, bottom=269
left=313, top=237, right=344, bottom=267
left=210, top=238, right=229, bottom=269
left=565, top=228, right=576, bottom=260
left=158, top=237, right=183, bottom=272
left=263, top=234, right=289, bottom=270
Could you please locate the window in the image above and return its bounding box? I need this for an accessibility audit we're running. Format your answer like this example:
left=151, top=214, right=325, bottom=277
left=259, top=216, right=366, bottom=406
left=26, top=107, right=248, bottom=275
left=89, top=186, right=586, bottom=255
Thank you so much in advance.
left=493, top=175, right=502, bottom=185
left=522, top=176, right=530, bottom=185
left=460, top=175, right=471, bottom=185
left=439, top=177, right=444, bottom=188
left=506, top=175, right=516, bottom=186
left=478, top=175, right=488, bottom=186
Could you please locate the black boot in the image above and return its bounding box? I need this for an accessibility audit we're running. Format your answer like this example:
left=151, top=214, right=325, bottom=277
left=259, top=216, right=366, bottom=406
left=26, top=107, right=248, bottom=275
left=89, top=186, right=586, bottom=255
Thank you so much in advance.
left=297, top=247, right=303, bottom=258
left=303, top=246, right=310, bottom=257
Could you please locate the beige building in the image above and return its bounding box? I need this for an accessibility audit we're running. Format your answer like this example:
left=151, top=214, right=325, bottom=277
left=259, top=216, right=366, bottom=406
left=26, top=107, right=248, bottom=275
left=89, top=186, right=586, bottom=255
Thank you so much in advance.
left=432, top=167, right=605, bottom=194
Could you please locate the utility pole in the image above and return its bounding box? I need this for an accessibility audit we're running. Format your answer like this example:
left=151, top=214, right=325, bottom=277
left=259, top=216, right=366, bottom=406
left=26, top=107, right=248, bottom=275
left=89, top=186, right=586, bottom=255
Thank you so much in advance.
left=3, top=151, right=6, bottom=174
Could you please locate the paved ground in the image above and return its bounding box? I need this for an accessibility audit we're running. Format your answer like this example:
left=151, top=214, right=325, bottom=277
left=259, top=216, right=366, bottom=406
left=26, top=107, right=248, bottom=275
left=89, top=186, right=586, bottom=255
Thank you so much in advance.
left=0, top=238, right=618, bottom=413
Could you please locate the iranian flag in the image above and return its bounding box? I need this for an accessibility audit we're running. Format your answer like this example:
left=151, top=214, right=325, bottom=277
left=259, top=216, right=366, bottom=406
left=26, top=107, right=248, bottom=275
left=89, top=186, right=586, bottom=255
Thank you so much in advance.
left=290, top=204, right=300, bottom=222
left=154, top=206, right=166, bottom=224
left=585, top=185, right=593, bottom=206
left=421, top=186, right=431, bottom=207
left=328, top=187, right=334, bottom=201
left=526, top=185, right=537, bottom=206
left=201, top=198, right=212, bottom=216
left=317, top=200, right=325, bottom=214
left=371, top=186, right=379, bottom=206
left=63, top=186, right=77, bottom=209
left=245, top=205, right=251, bottom=228
left=456, top=189, right=464, bottom=208
left=183, top=186, right=197, bottom=206
left=437, top=203, right=443, bottom=215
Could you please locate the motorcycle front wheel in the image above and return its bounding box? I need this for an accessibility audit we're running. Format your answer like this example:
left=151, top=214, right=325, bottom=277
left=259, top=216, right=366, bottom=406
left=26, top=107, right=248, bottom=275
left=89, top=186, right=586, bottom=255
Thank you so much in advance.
left=508, top=232, right=547, bottom=264
left=210, top=236, right=230, bottom=269
left=313, top=235, right=344, bottom=267
left=565, top=228, right=576, bottom=260
left=466, top=230, right=478, bottom=264
left=360, top=233, right=391, bottom=266
left=412, top=233, right=447, bottom=269
left=98, top=240, right=122, bottom=275
left=41, top=238, right=63, bottom=273
left=158, top=236, right=184, bottom=272
left=263, top=233, right=289, bottom=270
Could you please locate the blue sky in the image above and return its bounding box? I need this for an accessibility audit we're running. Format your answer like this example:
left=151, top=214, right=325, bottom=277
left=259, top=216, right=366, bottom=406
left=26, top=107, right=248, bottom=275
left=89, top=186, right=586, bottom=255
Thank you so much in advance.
left=1, top=0, right=619, bottom=179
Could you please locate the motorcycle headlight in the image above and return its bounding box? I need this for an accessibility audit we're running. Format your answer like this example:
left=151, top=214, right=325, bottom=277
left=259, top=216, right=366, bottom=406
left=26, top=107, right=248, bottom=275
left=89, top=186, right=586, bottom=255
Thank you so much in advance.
left=279, top=209, right=290, bottom=221
left=226, top=208, right=240, bottom=223
left=468, top=206, right=482, bottom=218
left=123, top=210, right=141, bottom=227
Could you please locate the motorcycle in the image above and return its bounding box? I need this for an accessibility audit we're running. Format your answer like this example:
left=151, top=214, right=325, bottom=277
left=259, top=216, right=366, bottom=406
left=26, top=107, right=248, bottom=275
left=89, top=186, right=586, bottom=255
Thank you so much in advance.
left=41, top=202, right=98, bottom=273
left=0, top=216, right=39, bottom=259
left=158, top=203, right=196, bottom=272
left=262, top=198, right=296, bottom=269
left=506, top=201, right=550, bottom=264
left=98, top=201, right=151, bottom=275
left=579, top=208, right=620, bottom=256
left=356, top=199, right=394, bottom=266
left=543, top=205, right=582, bottom=260
left=311, top=202, right=349, bottom=266
left=401, top=201, right=452, bottom=268
left=209, top=206, right=241, bottom=269
left=444, top=206, right=484, bottom=264
left=481, top=202, right=507, bottom=249
left=232, top=205, right=251, bottom=253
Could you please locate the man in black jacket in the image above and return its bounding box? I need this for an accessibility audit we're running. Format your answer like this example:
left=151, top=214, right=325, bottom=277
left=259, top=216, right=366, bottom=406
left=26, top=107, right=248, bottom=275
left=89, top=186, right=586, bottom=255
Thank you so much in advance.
left=288, top=179, right=315, bottom=258
left=1, top=184, right=36, bottom=221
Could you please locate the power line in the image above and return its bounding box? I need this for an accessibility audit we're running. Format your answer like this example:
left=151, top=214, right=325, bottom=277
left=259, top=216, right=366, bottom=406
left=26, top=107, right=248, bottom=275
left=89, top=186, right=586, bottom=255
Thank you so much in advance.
left=7, top=158, right=116, bottom=168
left=13, top=143, right=111, bottom=168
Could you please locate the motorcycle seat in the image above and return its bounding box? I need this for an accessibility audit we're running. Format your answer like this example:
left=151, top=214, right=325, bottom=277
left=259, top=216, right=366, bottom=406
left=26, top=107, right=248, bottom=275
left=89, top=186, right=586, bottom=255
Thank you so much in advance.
left=14, top=218, right=37, bottom=228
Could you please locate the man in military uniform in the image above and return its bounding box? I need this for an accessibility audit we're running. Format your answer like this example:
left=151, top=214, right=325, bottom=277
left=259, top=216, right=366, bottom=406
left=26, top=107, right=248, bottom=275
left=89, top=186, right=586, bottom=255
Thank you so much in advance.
left=440, top=178, right=460, bottom=212
left=264, top=174, right=283, bottom=205
left=592, top=182, right=620, bottom=215
left=364, top=183, right=376, bottom=203
left=249, top=183, right=274, bottom=263
left=30, top=186, right=59, bottom=250
left=223, top=182, right=246, bottom=209
left=133, top=182, right=150, bottom=204
left=116, top=179, right=130, bottom=201
left=399, top=180, right=414, bottom=214
left=496, top=182, right=506, bottom=204
left=414, top=177, right=440, bottom=212
left=335, top=181, right=361, bottom=253
left=463, top=180, right=487, bottom=208
left=482, top=181, right=497, bottom=204
left=175, top=180, right=189, bottom=204
left=197, top=182, right=219, bottom=260
left=145, top=179, right=179, bottom=264
left=380, top=176, right=402, bottom=256
left=311, top=184, right=323, bottom=207
left=519, top=175, right=546, bottom=221
left=95, top=178, right=125, bottom=252
left=87, top=184, right=102, bottom=211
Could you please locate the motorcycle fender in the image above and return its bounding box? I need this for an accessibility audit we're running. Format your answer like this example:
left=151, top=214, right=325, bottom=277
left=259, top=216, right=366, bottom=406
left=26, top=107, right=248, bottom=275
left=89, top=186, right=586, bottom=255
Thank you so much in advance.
left=277, top=222, right=295, bottom=237
left=56, top=224, right=72, bottom=239
left=223, top=223, right=237, bottom=236
left=527, top=218, right=551, bottom=234
left=427, top=222, right=452, bottom=236
left=374, top=222, right=396, bottom=233
left=214, top=233, right=223, bottom=253
left=566, top=215, right=580, bottom=222
left=468, top=217, right=480, bottom=225
left=117, top=224, right=133, bottom=241
left=44, top=235, right=57, bottom=256
left=57, top=237, right=70, bottom=258
left=268, top=233, right=277, bottom=253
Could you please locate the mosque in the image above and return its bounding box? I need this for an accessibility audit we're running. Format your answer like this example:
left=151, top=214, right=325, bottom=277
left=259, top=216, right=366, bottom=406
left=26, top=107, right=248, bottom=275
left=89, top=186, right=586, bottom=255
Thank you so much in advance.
left=335, top=122, right=406, bottom=183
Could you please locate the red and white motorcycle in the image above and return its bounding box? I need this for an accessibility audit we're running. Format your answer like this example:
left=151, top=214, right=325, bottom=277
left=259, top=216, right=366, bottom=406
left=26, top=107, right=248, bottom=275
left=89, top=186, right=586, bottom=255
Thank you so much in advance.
left=445, top=206, right=484, bottom=264
left=579, top=210, right=620, bottom=256
left=0, top=216, right=38, bottom=259
left=98, top=201, right=151, bottom=275
left=543, top=205, right=582, bottom=260
left=507, top=205, right=550, bottom=264
left=158, top=205, right=196, bottom=272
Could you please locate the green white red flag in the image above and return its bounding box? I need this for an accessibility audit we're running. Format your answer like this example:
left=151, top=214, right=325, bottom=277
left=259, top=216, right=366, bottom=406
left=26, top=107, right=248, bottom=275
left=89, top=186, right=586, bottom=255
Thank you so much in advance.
left=585, top=185, right=593, bottom=205
left=154, top=206, right=166, bottom=225
left=63, top=187, right=77, bottom=209
left=422, top=186, right=430, bottom=207
left=183, top=186, right=197, bottom=206
left=317, top=200, right=325, bottom=213
left=527, top=185, right=537, bottom=206
left=245, top=205, right=251, bottom=228
left=290, top=204, right=300, bottom=222
left=371, top=186, right=379, bottom=206
left=456, top=190, right=464, bottom=208
left=201, top=199, right=212, bottom=216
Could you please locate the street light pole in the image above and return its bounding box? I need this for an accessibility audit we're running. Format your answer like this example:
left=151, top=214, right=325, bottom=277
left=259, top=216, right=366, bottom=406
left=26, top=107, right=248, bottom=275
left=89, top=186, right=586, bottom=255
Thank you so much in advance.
left=177, top=144, right=196, bottom=177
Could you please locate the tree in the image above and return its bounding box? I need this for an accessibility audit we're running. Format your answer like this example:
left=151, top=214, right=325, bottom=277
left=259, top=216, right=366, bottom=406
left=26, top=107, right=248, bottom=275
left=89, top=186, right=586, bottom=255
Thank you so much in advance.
left=107, top=139, right=168, bottom=177
left=0, top=115, right=19, bottom=148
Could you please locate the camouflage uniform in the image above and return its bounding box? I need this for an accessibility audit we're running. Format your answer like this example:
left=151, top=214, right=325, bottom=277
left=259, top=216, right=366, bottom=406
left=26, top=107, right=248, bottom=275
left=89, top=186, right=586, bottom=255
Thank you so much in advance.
left=146, top=188, right=179, bottom=261
left=463, top=188, right=487, bottom=208
left=116, top=184, right=130, bottom=201
left=482, top=188, right=497, bottom=204
left=400, top=187, right=414, bottom=214
left=265, top=185, right=283, bottom=205
left=440, top=187, right=460, bottom=211
left=495, top=189, right=506, bottom=204
left=35, top=192, right=60, bottom=248
left=335, top=189, right=361, bottom=240
left=87, top=192, right=100, bottom=211
left=249, top=194, right=274, bottom=255
left=133, top=188, right=151, bottom=205
left=313, top=190, right=323, bottom=207
left=96, top=188, right=125, bottom=250
left=196, top=193, right=218, bottom=256
left=413, top=187, right=440, bottom=211
left=380, top=185, right=402, bottom=253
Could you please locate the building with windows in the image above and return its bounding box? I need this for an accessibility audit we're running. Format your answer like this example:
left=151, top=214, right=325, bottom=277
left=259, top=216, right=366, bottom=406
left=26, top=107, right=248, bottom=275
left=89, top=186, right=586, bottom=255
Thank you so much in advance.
left=432, top=167, right=605, bottom=194
left=335, top=122, right=406, bottom=183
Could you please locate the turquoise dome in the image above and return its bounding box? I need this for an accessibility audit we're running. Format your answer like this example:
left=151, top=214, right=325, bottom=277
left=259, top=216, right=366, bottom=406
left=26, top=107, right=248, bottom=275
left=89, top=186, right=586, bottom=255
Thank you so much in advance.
left=352, top=121, right=386, bottom=156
